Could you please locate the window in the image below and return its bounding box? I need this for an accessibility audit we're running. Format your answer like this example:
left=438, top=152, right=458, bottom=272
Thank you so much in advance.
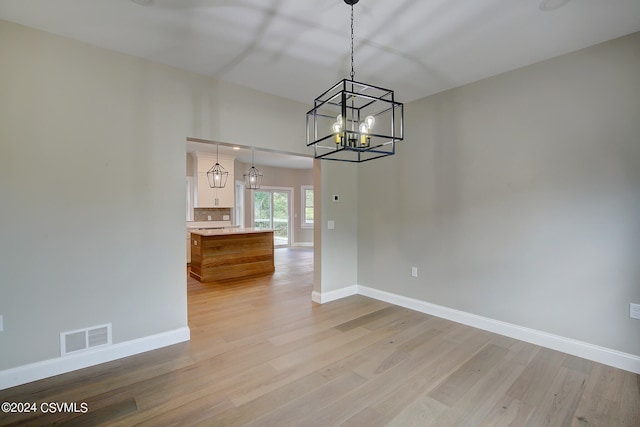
left=301, top=185, right=314, bottom=227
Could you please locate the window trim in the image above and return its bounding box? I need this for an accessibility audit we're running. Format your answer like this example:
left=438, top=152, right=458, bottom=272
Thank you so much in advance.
left=301, top=185, right=314, bottom=228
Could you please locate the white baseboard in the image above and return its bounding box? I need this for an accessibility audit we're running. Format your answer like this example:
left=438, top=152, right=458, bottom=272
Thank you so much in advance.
left=311, top=285, right=358, bottom=304
left=312, top=291, right=321, bottom=304
left=313, top=284, right=640, bottom=374
left=0, top=327, right=190, bottom=390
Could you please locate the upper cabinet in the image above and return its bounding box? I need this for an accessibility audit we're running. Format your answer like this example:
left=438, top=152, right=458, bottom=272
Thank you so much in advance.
left=193, top=152, right=235, bottom=208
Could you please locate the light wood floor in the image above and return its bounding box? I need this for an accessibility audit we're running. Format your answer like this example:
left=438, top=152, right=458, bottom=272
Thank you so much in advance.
left=1, top=248, right=638, bottom=426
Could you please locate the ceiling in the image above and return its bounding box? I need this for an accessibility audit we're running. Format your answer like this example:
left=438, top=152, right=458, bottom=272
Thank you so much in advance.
left=1, top=0, right=639, bottom=106
left=2, top=1, right=639, bottom=169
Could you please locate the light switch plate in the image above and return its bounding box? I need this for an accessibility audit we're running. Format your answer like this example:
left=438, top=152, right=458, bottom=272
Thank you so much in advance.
left=328, top=220, right=335, bottom=230
left=630, top=303, right=640, bottom=320
left=0, top=315, right=3, bottom=332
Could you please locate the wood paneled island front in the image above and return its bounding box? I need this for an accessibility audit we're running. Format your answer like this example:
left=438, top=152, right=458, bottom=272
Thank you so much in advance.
left=189, top=228, right=274, bottom=282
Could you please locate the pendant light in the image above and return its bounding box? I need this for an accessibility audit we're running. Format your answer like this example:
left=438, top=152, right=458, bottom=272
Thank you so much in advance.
left=244, top=148, right=263, bottom=190
left=206, top=144, right=228, bottom=188
left=306, top=0, right=404, bottom=162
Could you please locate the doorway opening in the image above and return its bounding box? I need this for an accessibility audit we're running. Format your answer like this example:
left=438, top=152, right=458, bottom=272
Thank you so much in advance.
left=185, top=137, right=314, bottom=275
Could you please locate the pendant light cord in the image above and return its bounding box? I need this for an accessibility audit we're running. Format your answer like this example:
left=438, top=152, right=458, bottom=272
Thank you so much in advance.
left=350, top=4, right=355, bottom=81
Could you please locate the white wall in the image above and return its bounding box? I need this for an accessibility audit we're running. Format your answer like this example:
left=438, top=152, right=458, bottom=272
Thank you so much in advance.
left=358, top=32, right=640, bottom=356
left=319, top=161, right=358, bottom=293
left=0, top=19, right=326, bottom=381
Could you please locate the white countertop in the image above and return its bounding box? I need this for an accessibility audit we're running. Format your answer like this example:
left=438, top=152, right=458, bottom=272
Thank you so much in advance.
left=189, top=227, right=273, bottom=237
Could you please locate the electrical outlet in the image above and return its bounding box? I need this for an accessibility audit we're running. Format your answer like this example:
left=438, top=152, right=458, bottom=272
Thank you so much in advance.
left=411, top=267, right=418, bottom=278
left=208, top=215, right=212, bottom=221
left=630, top=303, right=640, bottom=320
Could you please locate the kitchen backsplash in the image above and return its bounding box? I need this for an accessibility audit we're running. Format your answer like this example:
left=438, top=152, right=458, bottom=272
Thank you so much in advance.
left=194, top=208, right=232, bottom=221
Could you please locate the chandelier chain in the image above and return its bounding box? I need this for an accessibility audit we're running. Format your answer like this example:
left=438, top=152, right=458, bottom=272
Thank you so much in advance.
left=350, top=4, right=355, bottom=81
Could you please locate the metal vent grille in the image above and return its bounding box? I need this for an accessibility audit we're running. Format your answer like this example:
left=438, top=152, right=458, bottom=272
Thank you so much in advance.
left=88, top=326, right=109, bottom=347
left=60, top=324, right=112, bottom=356
left=64, top=331, right=87, bottom=353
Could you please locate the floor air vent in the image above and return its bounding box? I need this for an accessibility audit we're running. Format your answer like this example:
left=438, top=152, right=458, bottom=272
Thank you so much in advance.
left=60, top=324, right=112, bottom=356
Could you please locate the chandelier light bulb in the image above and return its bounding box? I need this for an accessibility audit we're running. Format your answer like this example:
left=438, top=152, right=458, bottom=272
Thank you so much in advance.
left=333, top=122, right=342, bottom=144
left=365, top=115, right=375, bottom=129
left=359, top=122, right=370, bottom=146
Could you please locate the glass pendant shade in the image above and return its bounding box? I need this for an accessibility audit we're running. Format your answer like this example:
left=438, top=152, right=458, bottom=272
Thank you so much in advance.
left=207, top=162, right=228, bottom=188
left=244, top=166, right=263, bottom=190
left=206, top=144, right=228, bottom=188
left=243, top=149, right=263, bottom=190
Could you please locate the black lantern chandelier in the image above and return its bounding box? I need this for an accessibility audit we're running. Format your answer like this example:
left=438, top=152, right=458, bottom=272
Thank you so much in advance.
left=243, top=148, right=263, bottom=190
left=306, top=0, right=404, bottom=162
left=206, top=144, right=228, bottom=188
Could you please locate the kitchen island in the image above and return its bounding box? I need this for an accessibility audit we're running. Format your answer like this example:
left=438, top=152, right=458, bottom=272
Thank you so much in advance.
left=189, top=228, right=274, bottom=282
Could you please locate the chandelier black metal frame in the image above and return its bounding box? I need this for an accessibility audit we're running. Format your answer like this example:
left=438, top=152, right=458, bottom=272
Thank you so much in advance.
left=306, top=0, right=404, bottom=163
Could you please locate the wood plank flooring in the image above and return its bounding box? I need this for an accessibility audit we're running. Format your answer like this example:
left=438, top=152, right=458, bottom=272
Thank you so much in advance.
left=1, top=247, right=638, bottom=426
